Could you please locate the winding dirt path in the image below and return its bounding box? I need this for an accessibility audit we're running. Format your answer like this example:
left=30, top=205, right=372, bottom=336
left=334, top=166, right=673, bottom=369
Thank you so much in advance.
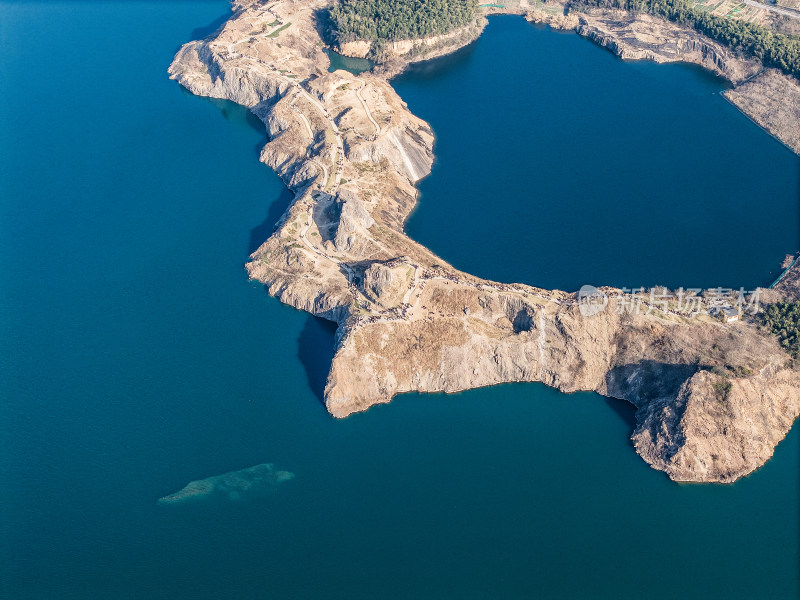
left=356, top=81, right=380, bottom=139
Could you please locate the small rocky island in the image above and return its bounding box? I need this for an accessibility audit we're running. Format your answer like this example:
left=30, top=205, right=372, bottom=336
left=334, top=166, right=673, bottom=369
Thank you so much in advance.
left=169, top=0, right=800, bottom=483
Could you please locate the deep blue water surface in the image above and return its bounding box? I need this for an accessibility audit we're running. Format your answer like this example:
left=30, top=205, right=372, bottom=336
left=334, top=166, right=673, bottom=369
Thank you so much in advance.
left=395, top=18, right=800, bottom=291
left=1, top=4, right=798, bottom=599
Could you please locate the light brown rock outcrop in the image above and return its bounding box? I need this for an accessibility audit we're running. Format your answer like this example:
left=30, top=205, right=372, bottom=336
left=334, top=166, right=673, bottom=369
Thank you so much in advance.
left=525, top=2, right=800, bottom=150
left=170, top=0, right=799, bottom=483
left=726, top=69, right=800, bottom=154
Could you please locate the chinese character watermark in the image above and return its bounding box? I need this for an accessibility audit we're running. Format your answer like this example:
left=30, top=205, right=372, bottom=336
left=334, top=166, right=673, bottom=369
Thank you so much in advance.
left=578, top=284, right=608, bottom=317
left=577, top=285, right=762, bottom=319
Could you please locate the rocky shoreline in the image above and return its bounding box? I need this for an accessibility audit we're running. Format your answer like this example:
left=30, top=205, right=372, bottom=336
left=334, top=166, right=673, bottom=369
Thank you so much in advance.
left=169, top=0, right=799, bottom=483
left=337, top=1, right=800, bottom=152
left=521, top=2, right=800, bottom=153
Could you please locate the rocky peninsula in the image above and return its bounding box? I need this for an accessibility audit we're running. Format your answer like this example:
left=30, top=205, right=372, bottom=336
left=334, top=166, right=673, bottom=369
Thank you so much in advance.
left=169, top=0, right=800, bottom=483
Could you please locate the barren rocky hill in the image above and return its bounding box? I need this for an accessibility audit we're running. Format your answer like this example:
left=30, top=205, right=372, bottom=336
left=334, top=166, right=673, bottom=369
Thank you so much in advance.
left=169, top=0, right=799, bottom=483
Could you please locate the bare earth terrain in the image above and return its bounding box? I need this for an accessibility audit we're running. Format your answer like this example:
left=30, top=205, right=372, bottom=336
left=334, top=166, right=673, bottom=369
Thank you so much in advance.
left=169, top=0, right=800, bottom=483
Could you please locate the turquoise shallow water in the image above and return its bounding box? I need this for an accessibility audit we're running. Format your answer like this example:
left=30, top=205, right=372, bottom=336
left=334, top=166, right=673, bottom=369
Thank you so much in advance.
left=326, top=48, right=374, bottom=74
left=0, top=4, right=798, bottom=599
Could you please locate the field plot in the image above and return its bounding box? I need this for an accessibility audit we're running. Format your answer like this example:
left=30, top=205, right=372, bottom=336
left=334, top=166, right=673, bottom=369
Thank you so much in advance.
left=690, top=0, right=772, bottom=24
left=479, top=0, right=530, bottom=11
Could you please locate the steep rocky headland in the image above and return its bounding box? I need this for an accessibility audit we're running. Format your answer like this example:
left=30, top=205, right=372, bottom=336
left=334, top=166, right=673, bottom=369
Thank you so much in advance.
left=169, top=0, right=799, bottom=483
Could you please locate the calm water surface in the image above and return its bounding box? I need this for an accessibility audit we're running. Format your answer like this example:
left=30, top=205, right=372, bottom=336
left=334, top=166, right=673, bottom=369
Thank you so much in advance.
left=395, top=17, right=800, bottom=291
left=1, top=4, right=797, bottom=599
left=326, top=48, right=374, bottom=74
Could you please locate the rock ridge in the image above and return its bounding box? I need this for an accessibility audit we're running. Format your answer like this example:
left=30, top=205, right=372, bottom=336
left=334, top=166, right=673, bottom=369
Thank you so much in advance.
left=169, top=0, right=800, bottom=483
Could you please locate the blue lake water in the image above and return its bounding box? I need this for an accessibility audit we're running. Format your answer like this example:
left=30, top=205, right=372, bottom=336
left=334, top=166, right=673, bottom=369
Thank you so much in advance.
left=395, top=18, right=800, bottom=291
left=0, top=4, right=797, bottom=599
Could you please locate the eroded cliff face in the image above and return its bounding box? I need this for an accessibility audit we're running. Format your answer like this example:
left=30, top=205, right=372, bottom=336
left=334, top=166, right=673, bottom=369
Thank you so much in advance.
left=337, top=19, right=487, bottom=64
left=169, top=0, right=799, bottom=483
left=523, top=2, right=800, bottom=151
left=726, top=69, right=800, bottom=154
left=522, top=3, right=762, bottom=82
left=631, top=368, right=800, bottom=482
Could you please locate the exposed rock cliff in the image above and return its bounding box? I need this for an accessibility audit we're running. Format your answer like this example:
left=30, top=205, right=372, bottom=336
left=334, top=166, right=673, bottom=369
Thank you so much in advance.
left=338, top=19, right=487, bottom=64
left=632, top=367, right=800, bottom=482
left=524, top=2, right=800, bottom=150
left=726, top=69, right=800, bottom=154
left=170, top=0, right=799, bottom=483
left=331, top=189, right=375, bottom=253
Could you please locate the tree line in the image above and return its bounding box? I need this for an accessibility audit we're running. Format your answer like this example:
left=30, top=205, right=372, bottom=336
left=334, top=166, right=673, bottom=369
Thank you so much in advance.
left=761, top=301, right=800, bottom=358
left=328, top=0, right=478, bottom=43
left=570, top=0, right=800, bottom=79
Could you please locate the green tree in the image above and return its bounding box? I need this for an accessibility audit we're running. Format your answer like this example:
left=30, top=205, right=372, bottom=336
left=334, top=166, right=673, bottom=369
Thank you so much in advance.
left=329, top=0, right=478, bottom=44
